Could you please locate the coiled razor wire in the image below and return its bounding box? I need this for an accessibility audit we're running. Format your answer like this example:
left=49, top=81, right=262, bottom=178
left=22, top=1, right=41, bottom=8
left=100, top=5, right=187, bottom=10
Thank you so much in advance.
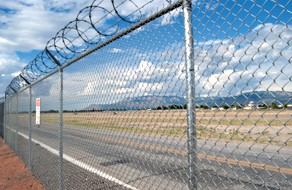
left=5, top=0, right=175, bottom=96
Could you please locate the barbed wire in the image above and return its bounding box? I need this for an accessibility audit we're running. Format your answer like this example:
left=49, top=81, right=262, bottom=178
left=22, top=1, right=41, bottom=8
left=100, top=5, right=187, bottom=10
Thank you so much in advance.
left=5, top=0, right=174, bottom=96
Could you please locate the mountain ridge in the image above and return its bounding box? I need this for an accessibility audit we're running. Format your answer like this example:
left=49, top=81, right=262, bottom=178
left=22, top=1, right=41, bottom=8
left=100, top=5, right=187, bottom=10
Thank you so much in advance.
left=84, top=91, right=292, bottom=111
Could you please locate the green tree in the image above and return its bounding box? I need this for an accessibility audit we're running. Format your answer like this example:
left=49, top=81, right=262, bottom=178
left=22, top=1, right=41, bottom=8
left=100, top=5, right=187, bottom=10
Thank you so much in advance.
left=200, top=105, right=209, bottom=109
left=271, top=103, right=278, bottom=109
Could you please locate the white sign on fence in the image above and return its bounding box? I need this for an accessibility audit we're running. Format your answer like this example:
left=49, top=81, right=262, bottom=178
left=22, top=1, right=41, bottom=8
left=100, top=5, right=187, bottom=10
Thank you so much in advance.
left=36, top=98, right=41, bottom=125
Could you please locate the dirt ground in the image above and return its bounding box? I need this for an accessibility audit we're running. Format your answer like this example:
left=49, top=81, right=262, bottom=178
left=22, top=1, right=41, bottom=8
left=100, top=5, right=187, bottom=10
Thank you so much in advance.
left=0, top=138, right=45, bottom=190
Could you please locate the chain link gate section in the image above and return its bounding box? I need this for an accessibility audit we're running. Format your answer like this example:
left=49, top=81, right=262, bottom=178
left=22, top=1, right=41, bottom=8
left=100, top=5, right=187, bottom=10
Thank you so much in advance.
left=3, top=0, right=292, bottom=189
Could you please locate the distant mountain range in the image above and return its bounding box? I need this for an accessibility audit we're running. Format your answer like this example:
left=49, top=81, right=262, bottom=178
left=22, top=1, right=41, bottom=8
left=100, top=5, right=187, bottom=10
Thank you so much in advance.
left=83, top=91, right=292, bottom=111
left=84, top=95, right=186, bottom=111
left=196, top=91, right=292, bottom=107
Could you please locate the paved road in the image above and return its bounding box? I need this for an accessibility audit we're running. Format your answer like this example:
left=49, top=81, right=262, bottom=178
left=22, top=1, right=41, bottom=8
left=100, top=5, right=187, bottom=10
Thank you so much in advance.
left=6, top=121, right=292, bottom=190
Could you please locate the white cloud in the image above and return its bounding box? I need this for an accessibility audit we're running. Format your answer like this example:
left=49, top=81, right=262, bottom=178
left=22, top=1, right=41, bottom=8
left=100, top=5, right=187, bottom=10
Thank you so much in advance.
left=0, top=0, right=93, bottom=96
left=0, top=0, right=93, bottom=52
left=79, top=59, right=184, bottom=100
left=1, top=0, right=291, bottom=109
left=0, top=37, right=17, bottom=47
left=11, top=71, right=21, bottom=77
left=0, top=0, right=180, bottom=97
left=0, top=52, right=26, bottom=96
left=72, top=23, right=291, bottom=107
left=195, top=23, right=292, bottom=96
left=110, top=48, right=123, bottom=53
left=20, top=22, right=291, bottom=110
left=160, top=8, right=182, bottom=25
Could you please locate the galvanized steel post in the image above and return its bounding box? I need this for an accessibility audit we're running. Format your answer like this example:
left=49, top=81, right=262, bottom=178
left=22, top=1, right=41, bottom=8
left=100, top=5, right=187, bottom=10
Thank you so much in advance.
left=183, top=0, right=197, bottom=189
left=29, top=87, right=32, bottom=170
left=46, top=49, right=64, bottom=190
left=9, top=97, right=11, bottom=146
left=7, top=98, right=9, bottom=145
left=15, top=93, right=19, bottom=153
left=59, top=68, right=64, bottom=190
left=46, top=48, right=64, bottom=190
left=3, top=96, right=6, bottom=142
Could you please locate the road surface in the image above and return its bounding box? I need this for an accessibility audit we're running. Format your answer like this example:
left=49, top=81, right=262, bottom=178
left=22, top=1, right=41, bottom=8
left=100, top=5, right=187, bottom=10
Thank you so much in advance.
left=4, top=118, right=292, bottom=190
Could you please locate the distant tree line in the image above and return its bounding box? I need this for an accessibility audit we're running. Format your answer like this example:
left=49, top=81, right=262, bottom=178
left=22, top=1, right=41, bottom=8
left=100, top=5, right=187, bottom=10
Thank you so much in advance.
left=155, top=104, right=187, bottom=110
left=14, top=103, right=290, bottom=114
left=155, top=103, right=291, bottom=110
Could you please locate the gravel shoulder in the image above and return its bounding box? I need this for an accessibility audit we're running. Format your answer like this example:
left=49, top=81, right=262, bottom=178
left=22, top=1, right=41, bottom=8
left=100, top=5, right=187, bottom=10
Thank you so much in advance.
left=0, top=138, right=45, bottom=190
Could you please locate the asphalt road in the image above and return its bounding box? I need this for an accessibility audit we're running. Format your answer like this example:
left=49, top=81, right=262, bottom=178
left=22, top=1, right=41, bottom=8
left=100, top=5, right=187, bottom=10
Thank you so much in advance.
left=6, top=120, right=292, bottom=190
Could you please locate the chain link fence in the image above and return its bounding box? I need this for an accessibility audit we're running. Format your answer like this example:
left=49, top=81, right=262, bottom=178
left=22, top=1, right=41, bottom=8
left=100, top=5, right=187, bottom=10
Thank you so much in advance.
left=3, top=0, right=292, bottom=189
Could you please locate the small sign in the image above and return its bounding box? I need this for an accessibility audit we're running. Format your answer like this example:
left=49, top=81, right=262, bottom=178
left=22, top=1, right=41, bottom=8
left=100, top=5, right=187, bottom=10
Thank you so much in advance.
left=36, top=98, right=41, bottom=125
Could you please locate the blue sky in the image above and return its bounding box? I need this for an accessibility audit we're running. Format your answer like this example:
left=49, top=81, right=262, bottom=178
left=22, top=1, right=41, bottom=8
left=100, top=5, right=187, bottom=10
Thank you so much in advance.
left=0, top=0, right=291, bottom=109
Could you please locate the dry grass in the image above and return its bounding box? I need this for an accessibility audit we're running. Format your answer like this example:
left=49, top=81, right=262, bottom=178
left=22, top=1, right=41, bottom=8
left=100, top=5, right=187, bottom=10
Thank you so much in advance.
left=12, top=109, right=292, bottom=146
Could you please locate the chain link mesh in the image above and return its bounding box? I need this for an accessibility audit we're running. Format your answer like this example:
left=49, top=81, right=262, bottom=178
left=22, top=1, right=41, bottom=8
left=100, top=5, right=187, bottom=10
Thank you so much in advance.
left=16, top=89, right=30, bottom=166
left=192, top=1, right=291, bottom=189
left=3, top=0, right=292, bottom=189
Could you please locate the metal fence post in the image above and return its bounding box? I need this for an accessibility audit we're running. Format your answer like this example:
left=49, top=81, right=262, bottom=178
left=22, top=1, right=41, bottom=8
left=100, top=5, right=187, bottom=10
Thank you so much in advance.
left=15, top=93, right=19, bottom=153
left=6, top=97, right=8, bottom=144
left=59, top=68, right=64, bottom=190
left=3, top=96, right=6, bottom=142
left=9, top=97, right=12, bottom=146
left=46, top=48, right=64, bottom=190
left=29, top=86, right=32, bottom=170
left=183, top=0, right=197, bottom=189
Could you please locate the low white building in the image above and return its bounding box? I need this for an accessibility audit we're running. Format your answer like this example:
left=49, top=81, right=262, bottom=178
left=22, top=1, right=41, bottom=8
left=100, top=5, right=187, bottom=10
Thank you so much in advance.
left=244, top=101, right=255, bottom=110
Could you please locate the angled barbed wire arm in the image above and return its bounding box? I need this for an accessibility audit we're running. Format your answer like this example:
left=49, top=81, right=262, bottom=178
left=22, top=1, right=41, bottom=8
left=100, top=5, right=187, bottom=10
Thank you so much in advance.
left=9, top=86, right=17, bottom=94
left=45, top=48, right=62, bottom=67
left=20, top=74, right=31, bottom=85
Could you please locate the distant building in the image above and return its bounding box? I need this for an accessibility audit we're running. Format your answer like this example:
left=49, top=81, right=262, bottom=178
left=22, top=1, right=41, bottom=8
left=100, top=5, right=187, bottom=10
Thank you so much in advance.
left=244, top=101, right=255, bottom=110
left=256, top=105, right=264, bottom=109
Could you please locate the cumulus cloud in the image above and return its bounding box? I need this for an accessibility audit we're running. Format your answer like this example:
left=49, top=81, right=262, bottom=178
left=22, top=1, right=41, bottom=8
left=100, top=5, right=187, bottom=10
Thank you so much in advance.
left=1, top=0, right=291, bottom=107
left=78, top=23, right=291, bottom=102
left=0, top=0, right=92, bottom=52
left=0, top=0, right=180, bottom=97
left=194, top=23, right=292, bottom=97
left=24, top=21, right=291, bottom=110
left=0, top=0, right=92, bottom=96
left=0, top=52, right=26, bottom=96
left=110, top=48, right=123, bottom=53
